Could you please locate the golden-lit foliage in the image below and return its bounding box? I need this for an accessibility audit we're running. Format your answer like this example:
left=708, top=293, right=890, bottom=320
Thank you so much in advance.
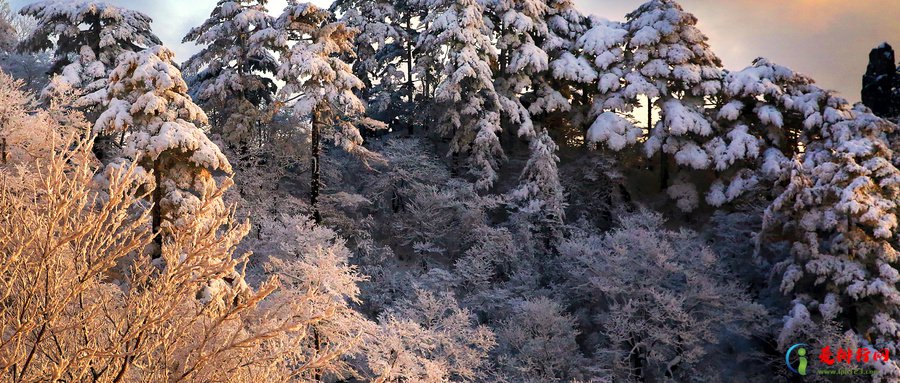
left=0, top=72, right=365, bottom=382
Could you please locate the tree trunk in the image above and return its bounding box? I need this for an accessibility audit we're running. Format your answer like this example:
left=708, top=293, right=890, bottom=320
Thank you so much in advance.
left=313, top=326, right=322, bottom=381
left=649, top=96, right=669, bottom=191
left=152, top=159, right=162, bottom=259
left=406, top=14, right=415, bottom=136
left=310, top=110, right=322, bottom=224
left=629, top=336, right=647, bottom=383
left=659, top=153, right=669, bottom=191
left=423, top=21, right=431, bottom=99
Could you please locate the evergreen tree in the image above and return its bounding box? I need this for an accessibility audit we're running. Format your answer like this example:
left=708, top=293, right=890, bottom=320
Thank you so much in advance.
left=417, top=0, right=504, bottom=189
left=507, top=130, right=565, bottom=236
left=330, top=0, right=420, bottom=132
left=261, top=2, right=384, bottom=223
left=577, top=18, right=641, bottom=150
left=704, top=57, right=846, bottom=208
left=489, top=0, right=549, bottom=139
left=765, top=106, right=900, bottom=380
left=630, top=0, right=722, bottom=187
left=18, top=1, right=161, bottom=108
left=535, top=0, right=590, bottom=135
left=94, top=46, right=232, bottom=254
left=182, top=0, right=278, bottom=151
left=586, top=0, right=723, bottom=195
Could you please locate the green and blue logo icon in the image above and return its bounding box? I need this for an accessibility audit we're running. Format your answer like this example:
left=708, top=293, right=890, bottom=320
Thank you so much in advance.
left=786, top=343, right=809, bottom=375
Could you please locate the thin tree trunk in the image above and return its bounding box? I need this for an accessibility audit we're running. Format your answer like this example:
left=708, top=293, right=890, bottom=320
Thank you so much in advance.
left=406, top=14, right=415, bottom=136
left=310, top=110, right=322, bottom=224
left=423, top=21, right=431, bottom=99
left=152, top=159, right=162, bottom=258
left=629, top=335, right=646, bottom=383
left=649, top=96, right=669, bottom=191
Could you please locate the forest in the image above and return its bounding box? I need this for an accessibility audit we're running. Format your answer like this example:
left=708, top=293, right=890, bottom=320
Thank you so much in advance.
left=1, top=0, right=899, bottom=382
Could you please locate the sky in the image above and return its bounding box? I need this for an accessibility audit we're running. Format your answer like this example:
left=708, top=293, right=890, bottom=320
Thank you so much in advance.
left=10, top=0, right=900, bottom=102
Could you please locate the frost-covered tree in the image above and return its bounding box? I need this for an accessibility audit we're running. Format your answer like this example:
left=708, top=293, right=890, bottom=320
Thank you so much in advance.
left=94, top=46, right=232, bottom=253
left=260, top=214, right=377, bottom=380
left=260, top=2, right=383, bottom=223
left=560, top=210, right=766, bottom=381
left=417, top=0, right=504, bottom=189
left=764, top=107, right=900, bottom=380
left=18, top=1, right=161, bottom=107
left=0, top=134, right=372, bottom=382
left=0, top=0, right=15, bottom=52
left=364, top=137, right=450, bottom=213
left=367, top=288, right=496, bottom=382
left=495, top=297, right=588, bottom=382
left=183, top=0, right=278, bottom=150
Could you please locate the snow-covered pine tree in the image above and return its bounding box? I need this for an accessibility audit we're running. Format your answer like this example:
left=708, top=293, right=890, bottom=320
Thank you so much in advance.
left=94, top=46, right=232, bottom=254
left=489, top=0, right=549, bottom=140
left=533, top=0, right=590, bottom=136
left=703, top=58, right=845, bottom=208
left=764, top=106, right=900, bottom=380
left=18, top=1, right=160, bottom=108
left=577, top=18, right=641, bottom=151
left=182, top=0, right=278, bottom=152
left=488, top=0, right=570, bottom=238
left=261, top=2, right=383, bottom=223
left=330, top=0, right=420, bottom=132
left=587, top=0, right=723, bottom=196
left=507, top=130, right=565, bottom=239
left=417, top=0, right=504, bottom=189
